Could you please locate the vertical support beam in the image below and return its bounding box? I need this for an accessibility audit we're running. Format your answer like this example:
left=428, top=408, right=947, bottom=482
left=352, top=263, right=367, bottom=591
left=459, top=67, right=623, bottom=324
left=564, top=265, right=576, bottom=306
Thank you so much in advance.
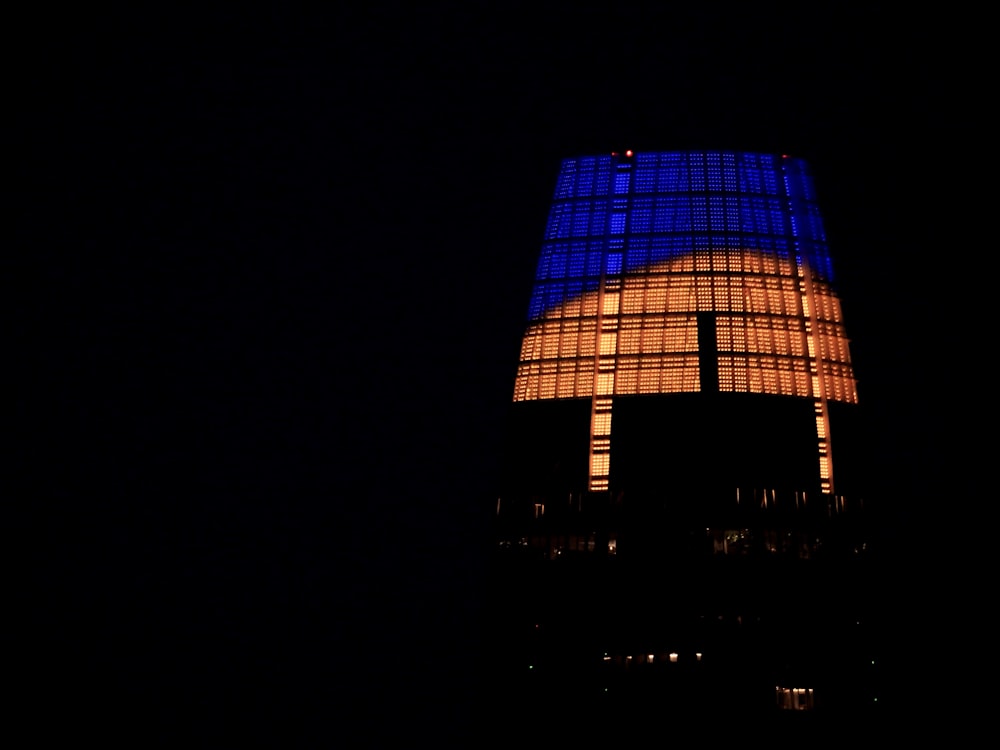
left=796, top=247, right=835, bottom=496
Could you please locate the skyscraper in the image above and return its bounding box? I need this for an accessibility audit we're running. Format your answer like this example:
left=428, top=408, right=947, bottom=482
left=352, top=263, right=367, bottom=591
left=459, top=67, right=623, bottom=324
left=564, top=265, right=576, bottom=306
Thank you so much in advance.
left=491, top=151, right=878, bottom=721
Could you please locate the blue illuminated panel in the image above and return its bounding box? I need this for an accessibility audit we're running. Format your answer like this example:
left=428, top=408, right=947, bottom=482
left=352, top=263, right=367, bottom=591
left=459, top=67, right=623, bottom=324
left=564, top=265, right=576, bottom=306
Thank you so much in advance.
left=525, top=152, right=837, bottom=321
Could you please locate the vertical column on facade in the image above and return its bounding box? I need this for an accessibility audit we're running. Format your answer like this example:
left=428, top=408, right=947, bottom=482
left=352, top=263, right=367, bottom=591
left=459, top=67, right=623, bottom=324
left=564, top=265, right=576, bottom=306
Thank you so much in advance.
left=784, top=162, right=836, bottom=497
left=588, top=274, right=618, bottom=491
left=798, top=245, right=835, bottom=496
left=588, top=159, right=629, bottom=492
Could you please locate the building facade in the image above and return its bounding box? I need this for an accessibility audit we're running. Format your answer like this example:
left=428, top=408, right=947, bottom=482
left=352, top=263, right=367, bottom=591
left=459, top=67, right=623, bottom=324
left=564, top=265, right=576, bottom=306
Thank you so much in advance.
left=491, top=151, right=879, bottom=721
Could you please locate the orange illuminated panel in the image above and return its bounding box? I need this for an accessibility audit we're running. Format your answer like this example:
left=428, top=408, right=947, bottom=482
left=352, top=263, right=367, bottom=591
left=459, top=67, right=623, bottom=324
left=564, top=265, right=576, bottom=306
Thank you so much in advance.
left=811, top=286, right=844, bottom=323
left=818, top=326, right=851, bottom=362
left=620, top=273, right=697, bottom=314
left=823, top=365, right=859, bottom=403
left=514, top=358, right=596, bottom=401
left=514, top=248, right=856, bottom=404
left=599, top=332, right=617, bottom=356
left=716, top=315, right=808, bottom=358
left=617, top=315, right=698, bottom=355
left=621, top=355, right=701, bottom=394
left=513, top=285, right=603, bottom=401
left=717, top=356, right=812, bottom=397
left=708, top=275, right=799, bottom=313
left=601, top=291, right=620, bottom=316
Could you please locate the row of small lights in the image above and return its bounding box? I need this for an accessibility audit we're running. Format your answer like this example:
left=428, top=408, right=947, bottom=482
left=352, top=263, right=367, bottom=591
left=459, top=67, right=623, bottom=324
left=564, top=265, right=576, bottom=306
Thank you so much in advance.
left=604, top=651, right=702, bottom=664
left=610, top=151, right=793, bottom=158
left=527, top=651, right=701, bottom=670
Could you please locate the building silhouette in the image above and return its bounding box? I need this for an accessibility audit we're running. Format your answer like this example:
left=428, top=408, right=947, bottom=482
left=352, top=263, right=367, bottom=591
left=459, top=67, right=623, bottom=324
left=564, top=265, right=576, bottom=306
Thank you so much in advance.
left=490, top=151, right=880, bottom=724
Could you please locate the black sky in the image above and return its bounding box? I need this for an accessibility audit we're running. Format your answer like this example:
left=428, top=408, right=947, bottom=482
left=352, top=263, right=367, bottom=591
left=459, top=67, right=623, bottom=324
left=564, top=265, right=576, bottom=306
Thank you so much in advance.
left=25, top=4, right=948, bottom=743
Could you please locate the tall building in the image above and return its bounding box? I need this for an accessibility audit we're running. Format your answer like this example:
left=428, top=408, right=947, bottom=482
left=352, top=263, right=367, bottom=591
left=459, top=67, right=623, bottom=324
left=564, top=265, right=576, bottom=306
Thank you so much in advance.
left=491, top=151, right=879, bottom=722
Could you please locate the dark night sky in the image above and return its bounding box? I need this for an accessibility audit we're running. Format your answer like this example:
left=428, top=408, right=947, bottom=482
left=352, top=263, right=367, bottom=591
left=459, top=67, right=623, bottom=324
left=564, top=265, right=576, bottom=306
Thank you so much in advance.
left=24, top=4, right=950, bottom=743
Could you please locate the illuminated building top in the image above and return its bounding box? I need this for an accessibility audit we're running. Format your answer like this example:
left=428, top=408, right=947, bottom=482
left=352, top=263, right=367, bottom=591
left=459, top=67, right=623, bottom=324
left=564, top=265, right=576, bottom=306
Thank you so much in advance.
left=512, top=151, right=857, bottom=494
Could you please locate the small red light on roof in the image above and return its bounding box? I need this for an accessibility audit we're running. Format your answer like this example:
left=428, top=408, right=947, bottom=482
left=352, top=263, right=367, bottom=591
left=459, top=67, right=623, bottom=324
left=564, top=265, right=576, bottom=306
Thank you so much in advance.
left=625, top=150, right=633, bottom=157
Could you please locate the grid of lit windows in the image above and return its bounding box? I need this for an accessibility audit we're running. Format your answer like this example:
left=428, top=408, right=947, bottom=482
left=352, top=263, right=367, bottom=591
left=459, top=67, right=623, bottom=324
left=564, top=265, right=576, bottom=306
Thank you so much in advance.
left=514, top=153, right=855, bottom=405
